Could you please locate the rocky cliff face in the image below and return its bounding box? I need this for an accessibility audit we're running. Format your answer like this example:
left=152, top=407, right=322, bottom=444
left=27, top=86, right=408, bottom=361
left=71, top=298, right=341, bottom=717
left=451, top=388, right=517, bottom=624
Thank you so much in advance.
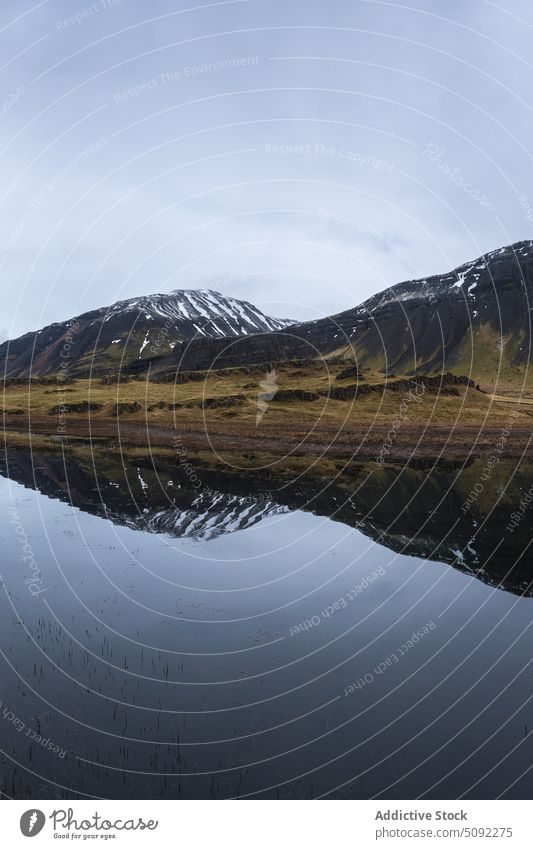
left=0, top=289, right=293, bottom=379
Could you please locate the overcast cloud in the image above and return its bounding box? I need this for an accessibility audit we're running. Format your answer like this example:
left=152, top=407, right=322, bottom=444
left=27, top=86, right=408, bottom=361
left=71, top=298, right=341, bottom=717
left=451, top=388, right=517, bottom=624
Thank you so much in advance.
left=1, top=0, right=532, bottom=337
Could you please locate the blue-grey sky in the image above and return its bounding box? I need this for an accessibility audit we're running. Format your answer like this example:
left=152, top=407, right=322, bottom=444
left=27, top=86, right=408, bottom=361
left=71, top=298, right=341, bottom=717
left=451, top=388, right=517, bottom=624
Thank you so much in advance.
left=1, top=0, right=533, bottom=339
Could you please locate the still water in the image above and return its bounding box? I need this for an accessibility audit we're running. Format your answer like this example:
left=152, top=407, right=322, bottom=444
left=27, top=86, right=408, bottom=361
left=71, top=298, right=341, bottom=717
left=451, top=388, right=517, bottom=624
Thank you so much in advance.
left=0, top=450, right=532, bottom=799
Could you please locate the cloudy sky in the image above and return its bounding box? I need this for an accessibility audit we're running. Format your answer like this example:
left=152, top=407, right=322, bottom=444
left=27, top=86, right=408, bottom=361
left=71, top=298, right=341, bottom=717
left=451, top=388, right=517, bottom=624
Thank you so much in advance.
left=1, top=0, right=532, bottom=339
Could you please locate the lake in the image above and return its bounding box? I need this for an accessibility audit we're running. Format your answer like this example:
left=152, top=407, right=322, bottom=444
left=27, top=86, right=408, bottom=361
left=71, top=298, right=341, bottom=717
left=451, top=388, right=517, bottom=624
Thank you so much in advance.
left=0, top=449, right=532, bottom=799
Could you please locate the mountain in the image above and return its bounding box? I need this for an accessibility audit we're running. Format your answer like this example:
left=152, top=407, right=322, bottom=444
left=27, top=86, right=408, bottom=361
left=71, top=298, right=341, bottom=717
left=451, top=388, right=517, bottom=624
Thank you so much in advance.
left=0, top=289, right=293, bottom=379
left=150, top=241, right=533, bottom=385
left=4, top=240, right=533, bottom=385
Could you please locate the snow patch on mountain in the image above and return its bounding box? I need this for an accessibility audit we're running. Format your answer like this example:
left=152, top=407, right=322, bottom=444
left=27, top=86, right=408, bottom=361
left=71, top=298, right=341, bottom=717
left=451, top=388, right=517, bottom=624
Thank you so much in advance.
left=361, top=240, right=533, bottom=314
left=102, top=289, right=294, bottom=340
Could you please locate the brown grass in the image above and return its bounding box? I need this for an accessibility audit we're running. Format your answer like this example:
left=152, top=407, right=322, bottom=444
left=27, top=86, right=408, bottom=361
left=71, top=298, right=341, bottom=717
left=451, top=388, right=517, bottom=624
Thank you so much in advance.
left=3, top=364, right=533, bottom=468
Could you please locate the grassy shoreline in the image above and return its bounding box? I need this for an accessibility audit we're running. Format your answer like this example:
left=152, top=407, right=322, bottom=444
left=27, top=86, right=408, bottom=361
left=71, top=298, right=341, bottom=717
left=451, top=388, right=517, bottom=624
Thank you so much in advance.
left=3, top=366, right=533, bottom=471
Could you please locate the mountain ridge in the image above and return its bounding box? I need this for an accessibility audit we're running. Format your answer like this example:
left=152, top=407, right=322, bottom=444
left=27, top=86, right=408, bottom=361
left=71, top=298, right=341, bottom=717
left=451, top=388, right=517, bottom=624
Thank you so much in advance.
left=149, top=239, right=533, bottom=384
left=2, top=239, right=533, bottom=384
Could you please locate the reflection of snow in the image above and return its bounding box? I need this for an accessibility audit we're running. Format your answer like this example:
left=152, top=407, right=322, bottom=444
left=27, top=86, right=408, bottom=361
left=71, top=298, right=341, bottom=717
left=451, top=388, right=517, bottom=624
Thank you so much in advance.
left=147, top=493, right=288, bottom=541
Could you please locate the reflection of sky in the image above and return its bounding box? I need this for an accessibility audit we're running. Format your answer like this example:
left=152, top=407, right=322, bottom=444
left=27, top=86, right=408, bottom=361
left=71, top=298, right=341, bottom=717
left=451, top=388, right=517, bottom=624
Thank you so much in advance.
left=2, top=470, right=533, bottom=798
left=1, top=0, right=533, bottom=338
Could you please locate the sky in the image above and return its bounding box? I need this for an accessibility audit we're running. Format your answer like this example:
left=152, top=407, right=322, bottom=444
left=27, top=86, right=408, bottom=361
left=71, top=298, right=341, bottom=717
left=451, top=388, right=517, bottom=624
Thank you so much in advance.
left=1, top=0, right=533, bottom=339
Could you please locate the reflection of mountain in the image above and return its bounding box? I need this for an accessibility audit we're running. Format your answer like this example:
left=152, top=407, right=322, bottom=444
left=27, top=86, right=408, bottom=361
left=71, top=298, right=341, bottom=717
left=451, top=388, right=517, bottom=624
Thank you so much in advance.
left=2, top=449, right=532, bottom=596
left=1, top=450, right=287, bottom=541
left=119, top=484, right=289, bottom=541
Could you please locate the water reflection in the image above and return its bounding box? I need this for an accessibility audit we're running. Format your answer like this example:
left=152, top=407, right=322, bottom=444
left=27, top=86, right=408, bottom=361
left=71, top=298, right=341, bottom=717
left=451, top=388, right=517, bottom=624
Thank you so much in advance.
left=0, top=448, right=532, bottom=800
left=3, top=449, right=532, bottom=596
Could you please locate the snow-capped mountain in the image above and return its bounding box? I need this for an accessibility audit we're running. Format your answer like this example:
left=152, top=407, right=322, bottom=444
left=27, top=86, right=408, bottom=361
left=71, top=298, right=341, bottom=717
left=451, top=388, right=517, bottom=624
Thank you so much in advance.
left=360, top=240, right=533, bottom=311
left=104, top=289, right=293, bottom=337
left=160, top=241, right=533, bottom=382
left=4, top=241, right=533, bottom=382
left=330, top=239, right=533, bottom=377
left=0, top=289, right=294, bottom=378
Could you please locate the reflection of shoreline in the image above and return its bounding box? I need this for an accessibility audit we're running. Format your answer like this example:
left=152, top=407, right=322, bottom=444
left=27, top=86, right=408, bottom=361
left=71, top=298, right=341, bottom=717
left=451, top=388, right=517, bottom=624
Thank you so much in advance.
left=2, top=447, right=532, bottom=598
